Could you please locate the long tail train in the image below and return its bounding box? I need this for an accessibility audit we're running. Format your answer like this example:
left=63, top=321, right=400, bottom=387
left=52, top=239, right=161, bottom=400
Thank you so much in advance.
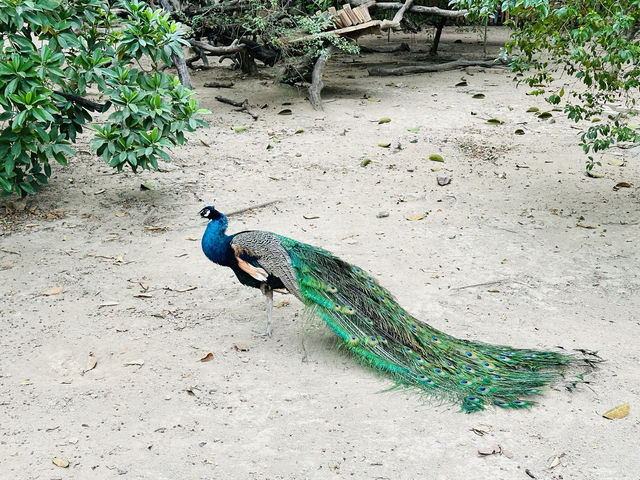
left=281, top=236, right=597, bottom=413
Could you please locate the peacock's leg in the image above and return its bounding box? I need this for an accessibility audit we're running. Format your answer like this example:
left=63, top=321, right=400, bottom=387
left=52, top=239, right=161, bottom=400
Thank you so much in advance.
left=255, top=284, right=274, bottom=337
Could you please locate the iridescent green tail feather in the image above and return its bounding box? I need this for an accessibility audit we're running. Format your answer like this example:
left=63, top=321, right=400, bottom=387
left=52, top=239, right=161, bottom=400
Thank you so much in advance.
left=278, top=235, right=588, bottom=413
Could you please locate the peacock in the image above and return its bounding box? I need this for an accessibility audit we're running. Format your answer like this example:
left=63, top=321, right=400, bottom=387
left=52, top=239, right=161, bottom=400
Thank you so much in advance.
left=199, top=206, right=596, bottom=413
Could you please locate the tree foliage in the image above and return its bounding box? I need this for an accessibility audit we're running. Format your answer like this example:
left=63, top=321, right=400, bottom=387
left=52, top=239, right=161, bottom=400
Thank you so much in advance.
left=505, top=0, right=640, bottom=168
left=0, top=0, right=208, bottom=197
left=449, top=0, right=640, bottom=168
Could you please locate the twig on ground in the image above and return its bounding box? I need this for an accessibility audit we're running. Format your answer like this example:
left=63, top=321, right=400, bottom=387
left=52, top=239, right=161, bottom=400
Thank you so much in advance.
left=226, top=200, right=282, bottom=217
left=215, top=96, right=259, bottom=120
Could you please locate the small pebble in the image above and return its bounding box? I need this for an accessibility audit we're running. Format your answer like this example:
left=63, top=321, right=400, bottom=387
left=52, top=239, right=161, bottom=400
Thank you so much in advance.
left=437, top=174, right=451, bottom=186
left=376, top=211, right=389, bottom=218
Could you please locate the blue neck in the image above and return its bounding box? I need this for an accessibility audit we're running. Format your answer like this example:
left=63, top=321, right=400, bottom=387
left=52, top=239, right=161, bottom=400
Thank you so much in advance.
left=201, top=218, right=232, bottom=266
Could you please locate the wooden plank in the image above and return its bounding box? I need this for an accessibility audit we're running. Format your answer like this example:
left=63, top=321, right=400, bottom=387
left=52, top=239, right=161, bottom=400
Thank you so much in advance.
left=358, top=5, right=372, bottom=22
left=343, top=4, right=360, bottom=25
left=327, top=6, right=342, bottom=27
left=352, top=6, right=366, bottom=23
left=337, top=8, right=353, bottom=26
left=284, top=20, right=382, bottom=43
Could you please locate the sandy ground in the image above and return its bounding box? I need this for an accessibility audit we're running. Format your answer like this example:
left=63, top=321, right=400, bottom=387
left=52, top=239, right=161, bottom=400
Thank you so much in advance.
left=1, top=27, right=639, bottom=480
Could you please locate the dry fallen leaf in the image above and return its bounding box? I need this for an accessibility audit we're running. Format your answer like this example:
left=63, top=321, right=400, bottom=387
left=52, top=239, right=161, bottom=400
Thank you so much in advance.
left=470, top=426, right=491, bottom=436
left=199, top=352, right=214, bottom=362
left=613, top=182, right=631, bottom=190
left=124, top=359, right=145, bottom=366
left=52, top=457, right=69, bottom=468
left=185, top=237, right=199, bottom=241
left=233, top=343, right=249, bottom=352
left=407, top=212, right=429, bottom=221
left=134, top=293, right=153, bottom=298
left=576, top=222, right=596, bottom=229
left=83, top=353, right=97, bottom=374
left=478, top=444, right=501, bottom=456
left=42, top=286, right=64, bottom=296
left=115, top=211, right=126, bottom=217
left=548, top=456, right=561, bottom=469
left=603, top=402, right=630, bottom=419
left=275, top=300, right=290, bottom=308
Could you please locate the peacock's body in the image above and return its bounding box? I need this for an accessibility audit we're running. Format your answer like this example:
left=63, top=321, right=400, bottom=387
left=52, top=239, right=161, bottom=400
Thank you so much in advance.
left=200, top=206, right=591, bottom=413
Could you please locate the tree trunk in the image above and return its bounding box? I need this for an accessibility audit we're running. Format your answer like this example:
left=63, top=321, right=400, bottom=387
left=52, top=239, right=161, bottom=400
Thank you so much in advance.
left=430, top=18, right=446, bottom=55
left=309, top=46, right=337, bottom=110
left=159, top=0, right=193, bottom=88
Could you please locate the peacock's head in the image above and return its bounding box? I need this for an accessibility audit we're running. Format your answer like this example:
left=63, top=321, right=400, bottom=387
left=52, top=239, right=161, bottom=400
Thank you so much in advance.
left=199, top=206, right=224, bottom=221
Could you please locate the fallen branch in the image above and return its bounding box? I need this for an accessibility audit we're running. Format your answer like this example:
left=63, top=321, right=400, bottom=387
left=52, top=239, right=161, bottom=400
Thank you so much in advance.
left=360, top=42, right=410, bottom=54
left=227, top=199, right=281, bottom=217
left=215, top=96, right=258, bottom=120
left=54, top=91, right=109, bottom=112
left=378, top=3, right=467, bottom=17
left=380, top=0, right=414, bottom=30
left=368, top=58, right=506, bottom=76
left=189, top=39, right=246, bottom=55
left=203, top=80, right=235, bottom=88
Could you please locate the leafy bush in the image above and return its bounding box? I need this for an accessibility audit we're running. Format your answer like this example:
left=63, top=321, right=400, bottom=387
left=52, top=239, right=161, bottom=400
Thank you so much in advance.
left=0, top=0, right=208, bottom=197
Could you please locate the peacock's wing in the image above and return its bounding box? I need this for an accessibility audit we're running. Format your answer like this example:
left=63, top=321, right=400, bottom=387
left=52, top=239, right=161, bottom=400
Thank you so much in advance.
left=277, top=235, right=578, bottom=413
left=229, top=231, right=301, bottom=296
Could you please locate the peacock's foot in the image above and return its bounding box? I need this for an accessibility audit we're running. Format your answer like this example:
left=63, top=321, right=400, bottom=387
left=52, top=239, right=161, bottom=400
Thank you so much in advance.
left=253, top=327, right=272, bottom=338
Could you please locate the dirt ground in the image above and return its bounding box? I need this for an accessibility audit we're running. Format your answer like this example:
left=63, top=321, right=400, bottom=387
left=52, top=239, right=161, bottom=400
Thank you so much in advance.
left=1, top=26, right=639, bottom=480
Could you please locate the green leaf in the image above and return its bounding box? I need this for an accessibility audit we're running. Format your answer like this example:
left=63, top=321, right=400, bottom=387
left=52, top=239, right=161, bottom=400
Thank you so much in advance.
left=19, top=181, right=36, bottom=194
left=11, top=110, right=28, bottom=129
left=0, top=176, right=12, bottom=192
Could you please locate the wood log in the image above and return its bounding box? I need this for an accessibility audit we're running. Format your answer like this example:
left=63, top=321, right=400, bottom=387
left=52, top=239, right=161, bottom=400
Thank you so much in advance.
left=368, top=58, right=506, bottom=76
left=203, top=81, right=235, bottom=88
left=360, top=42, right=410, bottom=54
